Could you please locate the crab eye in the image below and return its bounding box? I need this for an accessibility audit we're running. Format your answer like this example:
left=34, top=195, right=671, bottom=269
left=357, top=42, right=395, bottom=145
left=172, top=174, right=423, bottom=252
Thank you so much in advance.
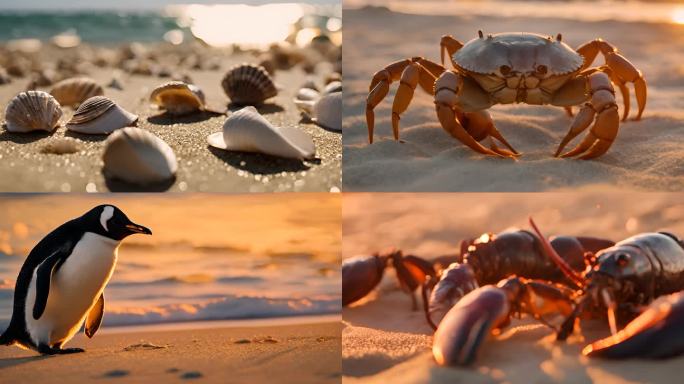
left=536, top=65, right=548, bottom=75
left=499, top=65, right=511, bottom=75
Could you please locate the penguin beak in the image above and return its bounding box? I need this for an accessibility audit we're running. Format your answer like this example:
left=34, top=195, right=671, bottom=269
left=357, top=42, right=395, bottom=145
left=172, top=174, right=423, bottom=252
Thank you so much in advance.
left=125, top=223, right=152, bottom=235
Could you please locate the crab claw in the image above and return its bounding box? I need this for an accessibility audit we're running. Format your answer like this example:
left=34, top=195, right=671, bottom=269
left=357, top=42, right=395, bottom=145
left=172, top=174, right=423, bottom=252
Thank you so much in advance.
left=583, top=291, right=684, bottom=359
left=433, top=286, right=509, bottom=366
left=342, top=254, right=387, bottom=306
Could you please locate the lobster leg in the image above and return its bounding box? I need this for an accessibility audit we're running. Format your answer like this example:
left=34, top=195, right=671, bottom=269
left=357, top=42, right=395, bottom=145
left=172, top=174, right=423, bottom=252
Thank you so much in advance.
left=584, top=291, right=684, bottom=359
left=390, top=252, right=436, bottom=311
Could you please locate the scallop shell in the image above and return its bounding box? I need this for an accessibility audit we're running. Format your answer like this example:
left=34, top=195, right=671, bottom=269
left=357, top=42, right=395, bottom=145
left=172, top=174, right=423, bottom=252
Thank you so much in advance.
left=103, top=127, right=177, bottom=185
left=4, top=90, right=63, bottom=133
left=49, top=77, right=104, bottom=108
left=294, top=92, right=341, bottom=131
left=207, top=106, right=314, bottom=160
left=149, top=81, right=206, bottom=116
left=66, top=96, right=138, bottom=134
left=221, top=64, right=277, bottom=105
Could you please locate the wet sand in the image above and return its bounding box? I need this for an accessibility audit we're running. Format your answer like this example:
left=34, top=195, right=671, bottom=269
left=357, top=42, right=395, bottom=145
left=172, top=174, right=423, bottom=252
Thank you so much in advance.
left=0, top=320, right=341, bottom=383
left=0, top=47, right=341, bottom=192
left=343, top=7, right=684, bottom=192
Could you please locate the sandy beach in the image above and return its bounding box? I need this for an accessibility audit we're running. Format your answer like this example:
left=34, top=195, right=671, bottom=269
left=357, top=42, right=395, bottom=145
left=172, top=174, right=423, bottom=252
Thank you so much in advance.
left=343, top=5, right=684, bottom=192
left=0, top=319, right=341, bottom=383
left=0, top=42, right=341, bottom=193
left=342, top=191, right=684, bottom=383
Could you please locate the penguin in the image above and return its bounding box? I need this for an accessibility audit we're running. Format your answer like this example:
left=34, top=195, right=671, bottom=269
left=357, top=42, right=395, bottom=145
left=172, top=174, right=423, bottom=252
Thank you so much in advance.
left=0, top=204, right=151, bottom=355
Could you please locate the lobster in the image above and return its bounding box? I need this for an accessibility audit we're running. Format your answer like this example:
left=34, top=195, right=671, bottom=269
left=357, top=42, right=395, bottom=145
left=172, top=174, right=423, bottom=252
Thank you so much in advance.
left=433, top=218, right=684, bottom=366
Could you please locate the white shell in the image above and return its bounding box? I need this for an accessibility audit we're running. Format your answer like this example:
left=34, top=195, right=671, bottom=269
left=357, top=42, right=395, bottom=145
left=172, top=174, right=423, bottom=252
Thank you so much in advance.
left=295, top=87, right=321, bottom=102
left=66, top=96, right=138, bottom=134
left=103, top=127, right=177, bottom=185
left=149, top=81, right=206, bottom=116
left=207, top=106, right=315, bottom=160
left=454, top=32, right=583, bottom=76
left=294, top=92, right=341, bottom=131
left=323, top=81, right=342, bottom=95
left=49, top=77, right=104, bottom=108
left=4, top=90, right=63, bottom=133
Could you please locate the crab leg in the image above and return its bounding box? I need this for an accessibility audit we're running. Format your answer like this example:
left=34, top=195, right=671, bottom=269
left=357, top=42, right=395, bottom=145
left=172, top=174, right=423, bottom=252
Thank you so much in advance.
left=434, top=71, right=513, bottom=157
left=366, top=58, right=445, bottom=143
left=558, top=72, right=620, bottom=159
left=440, top=35, right=464, bottom=68
left=576, top=39, right=646, bottom=120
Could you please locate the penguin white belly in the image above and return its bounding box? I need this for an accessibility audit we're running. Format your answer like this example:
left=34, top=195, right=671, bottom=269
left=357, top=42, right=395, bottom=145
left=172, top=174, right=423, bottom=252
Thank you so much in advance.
left=25, top=233, right=120, bottom=347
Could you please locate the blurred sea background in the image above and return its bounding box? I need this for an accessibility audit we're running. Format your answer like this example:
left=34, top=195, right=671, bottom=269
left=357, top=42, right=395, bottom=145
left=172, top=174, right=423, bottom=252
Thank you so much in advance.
left=345, top=0, right=684, bottom=25
left=0, top=194, right=341, bottom=328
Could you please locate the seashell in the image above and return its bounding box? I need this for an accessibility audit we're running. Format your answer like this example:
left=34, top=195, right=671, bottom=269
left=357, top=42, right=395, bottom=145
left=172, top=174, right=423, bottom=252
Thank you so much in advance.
left=103, top=127, right=177, bottom=185
left=323, top=81, right=342, bottom=95
left=294, top=92, right=341, bottom=131
left=66, top=96, right=138, bottom=134
left=301, top=78, right=319, bottom=91
left=149, top=81, right=207, bottom=116
left=207, top=106, right=315, bottom=160
left=221, top=64, right=277, bottom=106
left=4, top=90, right=62, bottom=133
left=325, top=72, right=342, bottom=85
left=50, top=77, right=104, bottom=108
left=295, top=88, right=321, bottom=104
left=40, top=137, right=82, bottom=154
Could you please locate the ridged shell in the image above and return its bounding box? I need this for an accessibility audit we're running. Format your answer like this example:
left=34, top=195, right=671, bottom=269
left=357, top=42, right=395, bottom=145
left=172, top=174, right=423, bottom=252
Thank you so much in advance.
left=453, top=32, right=584, bottom=76
left=4, top=90, right=62, bottom=133
left=49, top=77, right=104, bottom=108
left=66, top=96, right=138, bottom=134
left=221, top=64, right=277, bottom=105
left=294, top=92, right=342, bottom=131
left=103, top=127, right=177, bottom=185
left=149, top=81, right=206, bottom=116
left=207, top=106, right=314, bottom=160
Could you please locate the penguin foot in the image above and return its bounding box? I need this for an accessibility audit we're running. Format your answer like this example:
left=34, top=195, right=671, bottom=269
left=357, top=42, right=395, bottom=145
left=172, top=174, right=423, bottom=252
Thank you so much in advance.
left=38, top=344, right=85, bottom=355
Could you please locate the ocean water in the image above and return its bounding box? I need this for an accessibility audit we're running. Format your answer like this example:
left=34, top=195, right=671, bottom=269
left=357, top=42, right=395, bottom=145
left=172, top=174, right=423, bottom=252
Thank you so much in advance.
left=0, top=194, right=341, bottom=328
left=0, top=2, right=342, bottom=47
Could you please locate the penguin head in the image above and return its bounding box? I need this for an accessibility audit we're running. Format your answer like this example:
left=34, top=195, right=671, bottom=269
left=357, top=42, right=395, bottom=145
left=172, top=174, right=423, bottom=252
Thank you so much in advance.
left=84, top=205, right=152, bottom=240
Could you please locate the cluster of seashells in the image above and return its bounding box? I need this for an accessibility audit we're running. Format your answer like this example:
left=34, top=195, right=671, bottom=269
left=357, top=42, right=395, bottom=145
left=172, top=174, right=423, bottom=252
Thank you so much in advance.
left=0, top=33, right=342, bottom=189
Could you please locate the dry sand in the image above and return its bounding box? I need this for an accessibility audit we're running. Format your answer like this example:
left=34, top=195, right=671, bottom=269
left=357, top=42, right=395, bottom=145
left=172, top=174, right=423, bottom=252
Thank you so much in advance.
left=342, top=7, right=684, bottom=192
left=342, top=191, right=684, bottom=383
left=0, top=320, right=341, bottom=383
left=0, top=50, right=341, bottom=193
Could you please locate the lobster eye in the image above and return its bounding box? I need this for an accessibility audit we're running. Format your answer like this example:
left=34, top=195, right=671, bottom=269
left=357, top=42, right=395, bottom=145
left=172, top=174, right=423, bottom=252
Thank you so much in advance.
left=536, top=65, right=548, bottom=75
left=616, top=253, right=630, bottom=267
left=499, top=65, right=511, bottom=75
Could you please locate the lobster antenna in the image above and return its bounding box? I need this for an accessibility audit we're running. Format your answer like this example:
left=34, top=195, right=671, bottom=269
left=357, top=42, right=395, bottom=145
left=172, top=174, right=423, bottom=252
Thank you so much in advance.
left=422, top=278, right=439, bottom=331
left=528, top=217, right=584, bottom=287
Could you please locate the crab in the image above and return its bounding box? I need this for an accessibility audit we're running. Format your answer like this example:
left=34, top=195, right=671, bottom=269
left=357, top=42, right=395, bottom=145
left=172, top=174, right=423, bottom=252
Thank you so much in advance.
left=366, top=31, right=647, bottom=159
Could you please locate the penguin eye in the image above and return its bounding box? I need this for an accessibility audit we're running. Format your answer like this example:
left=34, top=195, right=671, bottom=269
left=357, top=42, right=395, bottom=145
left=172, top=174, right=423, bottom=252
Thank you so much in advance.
left=499, top=65, right=511, bottom=75
left=536, top=65, right=548, bottom=75
left=616, top=253, right=630, bottom=267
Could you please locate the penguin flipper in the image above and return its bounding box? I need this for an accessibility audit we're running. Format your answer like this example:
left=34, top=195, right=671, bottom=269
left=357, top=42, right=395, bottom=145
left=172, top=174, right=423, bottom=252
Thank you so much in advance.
left=85, top=293, right=104, bottom=338
left=33, top=250, right=66, bottom=320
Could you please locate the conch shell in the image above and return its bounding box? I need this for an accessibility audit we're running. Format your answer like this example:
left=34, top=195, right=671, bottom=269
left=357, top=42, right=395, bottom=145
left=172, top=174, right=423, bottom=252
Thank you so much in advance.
left=4, top=90, right=62, bottom=133
left=207, top=106, right=315, bottom=160
left=294, top=91, right=341, bottom=131
left=66, top=96, right=138, bottom=134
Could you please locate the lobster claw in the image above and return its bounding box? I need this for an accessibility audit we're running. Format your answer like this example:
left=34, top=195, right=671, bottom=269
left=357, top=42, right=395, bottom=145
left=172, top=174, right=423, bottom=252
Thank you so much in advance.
left=432, top=286, right=510, bottom=366
left=583, top=291, right=684, bottom=359
left=426, top=263, right=479, bottom=329
left=342, top=254, right=386, bottom=306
